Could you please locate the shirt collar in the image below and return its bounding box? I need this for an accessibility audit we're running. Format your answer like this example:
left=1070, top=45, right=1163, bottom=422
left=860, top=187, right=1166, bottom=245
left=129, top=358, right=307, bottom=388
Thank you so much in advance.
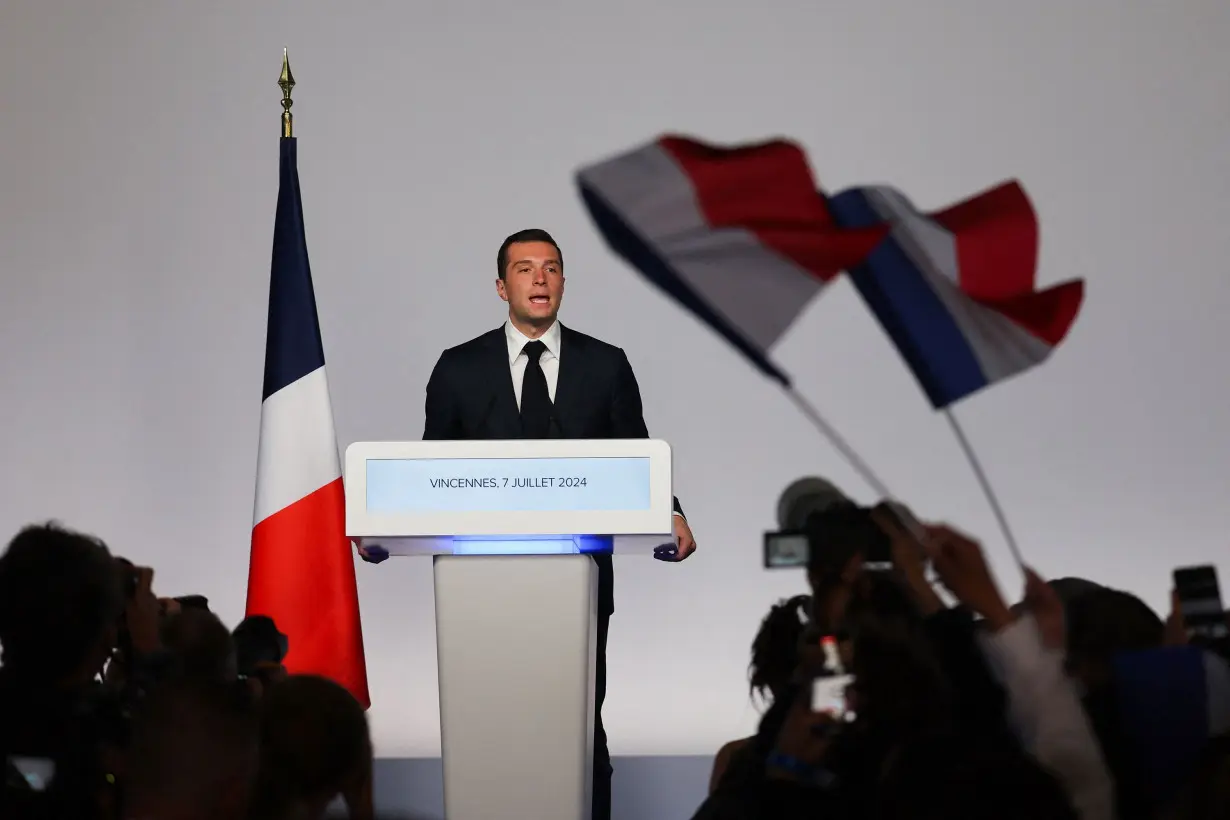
left=504, top=319, right=561, bottom=364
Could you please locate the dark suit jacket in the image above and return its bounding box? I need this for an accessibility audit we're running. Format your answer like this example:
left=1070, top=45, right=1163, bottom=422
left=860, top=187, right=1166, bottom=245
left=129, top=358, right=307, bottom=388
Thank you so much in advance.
left=422, top=324, right=683, bottom=614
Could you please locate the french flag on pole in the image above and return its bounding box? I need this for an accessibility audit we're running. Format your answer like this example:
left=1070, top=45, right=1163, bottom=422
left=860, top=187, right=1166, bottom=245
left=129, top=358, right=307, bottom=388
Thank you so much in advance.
left=246, top=136, right=370, bottom=708
left=825, top=181, right=1083, bottom=408
left=577, top=136, right=1082, bottom=407
left=576, top=136, right=888, bottom=386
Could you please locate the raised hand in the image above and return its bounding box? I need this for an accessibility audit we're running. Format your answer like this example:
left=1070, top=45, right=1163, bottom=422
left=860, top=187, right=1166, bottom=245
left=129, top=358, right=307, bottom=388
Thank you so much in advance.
left=923, top=524, right=1012, bottom=631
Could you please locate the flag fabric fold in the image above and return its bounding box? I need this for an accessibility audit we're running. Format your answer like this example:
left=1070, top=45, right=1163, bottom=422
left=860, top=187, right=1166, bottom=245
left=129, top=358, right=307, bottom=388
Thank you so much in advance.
left=575, top=134, right=1083, bottom=408
left=246, top=137, right=370, bottom=708
left=826, top=181, right=1083, bottom=408
left=576, top=135, right=888, bottom=385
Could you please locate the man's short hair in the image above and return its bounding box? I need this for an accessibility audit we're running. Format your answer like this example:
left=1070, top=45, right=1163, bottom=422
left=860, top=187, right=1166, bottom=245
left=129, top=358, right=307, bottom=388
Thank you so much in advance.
left=0, top=522, right=124, bottom=678
left=1065, top=586, right=1164, bottom=664
left=497, top=229, right=562, bottom=280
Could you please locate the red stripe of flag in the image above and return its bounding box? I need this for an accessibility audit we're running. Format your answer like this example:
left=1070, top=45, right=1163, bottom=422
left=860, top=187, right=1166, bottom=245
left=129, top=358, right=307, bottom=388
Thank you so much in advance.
left=930, top=180, right=1084, bottom=345
left=248, top=479, right=370, bottom=705
left=658, top=135, right=888, bottom=283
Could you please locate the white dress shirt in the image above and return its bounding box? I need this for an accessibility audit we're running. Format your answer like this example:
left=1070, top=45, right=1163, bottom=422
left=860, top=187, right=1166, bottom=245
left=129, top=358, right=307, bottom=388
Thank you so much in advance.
left=505, top=319, right=561, bottom=410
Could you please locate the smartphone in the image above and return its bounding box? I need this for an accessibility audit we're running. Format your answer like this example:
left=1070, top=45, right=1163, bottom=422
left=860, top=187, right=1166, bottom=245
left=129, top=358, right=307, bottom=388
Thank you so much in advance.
left=1174, top=565, right=1227, bottom=640
left=763, top=532, right=810, bottom=569
left=811, top=674, right=854, bottom=718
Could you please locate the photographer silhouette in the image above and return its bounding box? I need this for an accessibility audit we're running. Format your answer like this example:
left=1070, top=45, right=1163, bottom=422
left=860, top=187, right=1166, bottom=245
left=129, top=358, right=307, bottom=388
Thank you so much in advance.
left=0, top=523, right=165, bottom=817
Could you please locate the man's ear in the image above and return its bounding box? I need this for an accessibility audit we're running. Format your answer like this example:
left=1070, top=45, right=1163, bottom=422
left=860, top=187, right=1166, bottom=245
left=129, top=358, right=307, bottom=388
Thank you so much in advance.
left=495, top=278, right=509, bottom=302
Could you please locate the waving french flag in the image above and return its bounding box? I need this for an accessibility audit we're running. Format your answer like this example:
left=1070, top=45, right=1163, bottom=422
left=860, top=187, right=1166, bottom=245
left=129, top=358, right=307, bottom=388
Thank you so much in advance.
left=826, top=181, right=1083, bottom=408
left=577, top=136, right=887, bottom=386
left=576, top=135, right=1083, bottom=407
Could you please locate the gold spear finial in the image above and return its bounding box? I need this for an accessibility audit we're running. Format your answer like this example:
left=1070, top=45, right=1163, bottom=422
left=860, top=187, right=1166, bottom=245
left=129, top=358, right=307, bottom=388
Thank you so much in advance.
left=279, top=48, right=295, bottom=137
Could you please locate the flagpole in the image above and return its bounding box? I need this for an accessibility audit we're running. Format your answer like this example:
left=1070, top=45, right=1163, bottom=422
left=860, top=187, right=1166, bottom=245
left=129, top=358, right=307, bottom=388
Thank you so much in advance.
left=943, top=408, right=1025, bottom=567
left=280, top=48, right=295, bottom=138
left=782, top=385, right=894, bottom=502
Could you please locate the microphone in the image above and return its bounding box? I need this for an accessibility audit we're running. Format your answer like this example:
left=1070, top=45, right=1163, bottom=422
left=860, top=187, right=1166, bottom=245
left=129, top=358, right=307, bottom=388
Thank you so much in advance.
left=776, top=477, right=853, bottom=531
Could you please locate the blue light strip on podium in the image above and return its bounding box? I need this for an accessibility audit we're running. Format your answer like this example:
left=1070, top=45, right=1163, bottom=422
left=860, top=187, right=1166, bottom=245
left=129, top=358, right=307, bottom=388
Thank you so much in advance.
left=448, top=535, right=616, bottom=556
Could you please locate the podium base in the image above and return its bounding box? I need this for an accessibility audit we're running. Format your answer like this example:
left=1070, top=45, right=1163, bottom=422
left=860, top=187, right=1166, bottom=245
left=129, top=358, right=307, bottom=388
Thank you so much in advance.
left=434, top=554, right=598, bottom=820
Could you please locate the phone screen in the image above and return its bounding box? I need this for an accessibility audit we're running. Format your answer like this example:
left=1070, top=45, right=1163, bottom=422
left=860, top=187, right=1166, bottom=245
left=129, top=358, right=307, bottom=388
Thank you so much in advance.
left=7, top=756, right=55, bottom=791
left=811, top=674, right=854, bottom=717
left=1174, top=565, right=1227, bottom=639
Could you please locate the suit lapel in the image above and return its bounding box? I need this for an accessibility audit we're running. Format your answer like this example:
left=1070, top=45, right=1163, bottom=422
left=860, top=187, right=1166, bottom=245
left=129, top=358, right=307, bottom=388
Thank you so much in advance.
left=553, top=324, right=589, bottom=436
left=485, top=329, right=522, bottom=439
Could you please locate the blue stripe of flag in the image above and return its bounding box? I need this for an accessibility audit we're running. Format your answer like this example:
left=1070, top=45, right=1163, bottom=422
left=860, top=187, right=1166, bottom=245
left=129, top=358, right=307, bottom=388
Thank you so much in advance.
left=263, top=137, right=327, bottom=401
left=825, top=188, right=987, bottom=409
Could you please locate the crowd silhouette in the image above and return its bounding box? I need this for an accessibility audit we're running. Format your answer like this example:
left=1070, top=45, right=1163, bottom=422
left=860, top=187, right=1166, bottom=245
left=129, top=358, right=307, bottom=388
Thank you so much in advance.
left=1, top=489, right=1227, bottom=818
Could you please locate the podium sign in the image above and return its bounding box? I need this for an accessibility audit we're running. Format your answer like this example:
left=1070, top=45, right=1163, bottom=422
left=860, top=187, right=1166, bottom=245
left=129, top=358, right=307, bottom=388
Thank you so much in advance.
left=344, top=438, right=675, bottom=554
left=343, top=439, right=676, bottom=820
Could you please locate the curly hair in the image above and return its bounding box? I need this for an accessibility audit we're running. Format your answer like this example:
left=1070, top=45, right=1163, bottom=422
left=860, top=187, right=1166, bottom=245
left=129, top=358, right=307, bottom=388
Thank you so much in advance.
left=748, top=594, right=811, bottom=705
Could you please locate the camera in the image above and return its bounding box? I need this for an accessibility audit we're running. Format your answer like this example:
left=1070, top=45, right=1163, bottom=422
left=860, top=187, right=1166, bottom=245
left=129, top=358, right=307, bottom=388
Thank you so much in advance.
left=764, top=477, right=918, bottom=571
left=764, top=507, right=892, bottom=571
left=763, top=532, right=811, bottom=569
left=232, top=615, right=289, bottom=678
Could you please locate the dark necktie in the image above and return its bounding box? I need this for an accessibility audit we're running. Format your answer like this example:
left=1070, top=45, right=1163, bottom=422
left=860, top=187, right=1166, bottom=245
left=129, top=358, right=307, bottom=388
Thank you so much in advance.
left=520, top=340, right=553, bottom=438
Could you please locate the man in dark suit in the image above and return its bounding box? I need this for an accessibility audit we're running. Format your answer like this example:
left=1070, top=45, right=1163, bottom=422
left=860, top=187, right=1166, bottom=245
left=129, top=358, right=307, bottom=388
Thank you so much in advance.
left=419, top=227, right=697, bottom=820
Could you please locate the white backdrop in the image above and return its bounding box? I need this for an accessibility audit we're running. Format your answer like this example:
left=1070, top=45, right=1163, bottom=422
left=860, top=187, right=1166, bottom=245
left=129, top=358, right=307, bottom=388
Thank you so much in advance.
left=2, top=0, right=1228, bottom=757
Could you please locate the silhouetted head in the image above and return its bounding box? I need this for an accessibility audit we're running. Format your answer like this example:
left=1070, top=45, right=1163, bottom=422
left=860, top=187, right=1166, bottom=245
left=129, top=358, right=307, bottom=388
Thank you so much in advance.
left=749, top=594, right=811, bottom=705
left=0, top=522, right=124, bottom=685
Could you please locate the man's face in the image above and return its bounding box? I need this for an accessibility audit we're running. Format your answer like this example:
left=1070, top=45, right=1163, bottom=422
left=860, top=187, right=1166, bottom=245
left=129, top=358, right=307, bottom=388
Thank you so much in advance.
left=496, top=240, right=564, bottom=329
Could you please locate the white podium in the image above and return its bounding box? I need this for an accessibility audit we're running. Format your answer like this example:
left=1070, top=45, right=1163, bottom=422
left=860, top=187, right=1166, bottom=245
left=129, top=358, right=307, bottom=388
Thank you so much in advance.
left=343, top=439, right=675, bottom=820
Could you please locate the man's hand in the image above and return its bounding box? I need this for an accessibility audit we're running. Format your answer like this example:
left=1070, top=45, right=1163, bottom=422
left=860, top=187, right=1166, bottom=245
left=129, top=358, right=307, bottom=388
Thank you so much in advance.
left=1022, top=567, right=1065, bottom=651
left=768, top=689, right=837, bottom=781
left=354, top=540, right=389, bottom=564
left=672, top=515, right=696, bottom=561
left=923, top=524, right=1013, bottom=631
